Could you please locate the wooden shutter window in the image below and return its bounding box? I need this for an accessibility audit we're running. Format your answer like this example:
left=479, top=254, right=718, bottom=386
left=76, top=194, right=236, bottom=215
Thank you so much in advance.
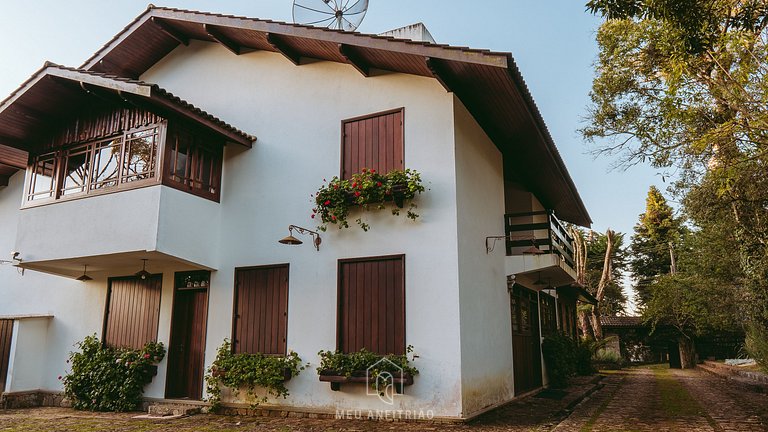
left=103, top=275, right=162, bottom=350
left=341, top=109, right=404, bottom=179
left=0, top=319, right=13, bottom=393
left=233, top=265, right=289, bottom=355
left=338, top=255, right=405, bottom=355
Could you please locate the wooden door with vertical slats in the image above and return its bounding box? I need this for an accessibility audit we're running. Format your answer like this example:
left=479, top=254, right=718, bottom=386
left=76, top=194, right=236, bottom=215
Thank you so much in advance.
left=104, top=275, right=162, bottom=349
left=341, top=109, right=404, bottom=179
left=0, top=319, right=13, bottom=393
left=233, top=265, right=289, bottom=355
left=338, top=255, right=405, bottom=355
left=511, top=285, right=543, bottom=395
left=166, top=284, right=209, bottom=400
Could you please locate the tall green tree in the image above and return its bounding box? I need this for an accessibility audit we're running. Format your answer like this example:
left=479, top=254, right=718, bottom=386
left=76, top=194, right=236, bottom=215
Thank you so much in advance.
left=584, top=0, right=768, bottom=368
left=630, top=186, right=684, bottom=306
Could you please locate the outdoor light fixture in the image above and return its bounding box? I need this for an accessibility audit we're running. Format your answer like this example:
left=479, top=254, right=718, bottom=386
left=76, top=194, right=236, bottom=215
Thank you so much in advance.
left=134, top=259, right=151, bottom=280
left=76, top=265, right=93, bottom=282
left=279, top=225, right=321, bottom=251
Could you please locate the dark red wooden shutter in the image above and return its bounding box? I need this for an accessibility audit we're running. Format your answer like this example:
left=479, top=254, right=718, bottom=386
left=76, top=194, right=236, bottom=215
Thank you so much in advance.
left=234, top=265, right=289, bottom=355
left=341, top=109, right=404, bottom=179
left=0, top=319, right=12, bottom=393
left=104, top=275, right=162, bottom=349
left=338, top=255, right=405, bottom=355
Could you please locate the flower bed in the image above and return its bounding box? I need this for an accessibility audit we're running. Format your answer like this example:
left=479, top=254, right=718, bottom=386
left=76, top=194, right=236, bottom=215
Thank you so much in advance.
left=313, top=169, right=425, bottom=231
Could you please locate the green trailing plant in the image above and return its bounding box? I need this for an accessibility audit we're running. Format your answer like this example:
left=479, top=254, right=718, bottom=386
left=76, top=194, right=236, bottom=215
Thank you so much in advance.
left=62, top=334, right=165, bottom=412
left=204, top=340, right=305, bottom=412
left=312, top=168, right=425, bottom=231
left=317, top=346, right=419, bottom=389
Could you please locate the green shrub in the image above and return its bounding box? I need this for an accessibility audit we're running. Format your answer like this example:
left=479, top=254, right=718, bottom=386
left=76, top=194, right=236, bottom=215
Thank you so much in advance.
left=542, top=334, right=577, bottom=388
left=745, top=322, right=768, bottom=373
left=575, top=340, right=597, bottom=375
left=62, top=335, right=165, bottom=412
left=204, top=340, right=305, bottom=412
left=593, top=349, right=625, bottom=369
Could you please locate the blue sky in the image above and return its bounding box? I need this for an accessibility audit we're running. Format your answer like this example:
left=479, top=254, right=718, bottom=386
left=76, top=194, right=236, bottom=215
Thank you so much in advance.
left=0, top=0, right=659, bottom=308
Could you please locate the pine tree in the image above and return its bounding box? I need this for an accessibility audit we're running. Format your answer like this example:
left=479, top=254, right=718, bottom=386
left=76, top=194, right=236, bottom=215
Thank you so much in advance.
left=630, top=186, right=683, bottom=307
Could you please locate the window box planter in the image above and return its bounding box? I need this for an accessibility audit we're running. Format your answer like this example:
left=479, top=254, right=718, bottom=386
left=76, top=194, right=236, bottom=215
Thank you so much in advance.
left=343, top=183, right=409, bottom=208
left=211, top=366, right=293, bottom=382
left=318, top=369, right=414, bottom=393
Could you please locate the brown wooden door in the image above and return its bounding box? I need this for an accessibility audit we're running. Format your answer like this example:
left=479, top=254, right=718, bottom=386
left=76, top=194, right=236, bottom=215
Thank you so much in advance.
left=233, top=265, right=289, bottom=355
left=166, top=285, right=209, bottom=400
left=0, top=319, right=13, bottom=393
left=511, top=286, right=543, bottom=395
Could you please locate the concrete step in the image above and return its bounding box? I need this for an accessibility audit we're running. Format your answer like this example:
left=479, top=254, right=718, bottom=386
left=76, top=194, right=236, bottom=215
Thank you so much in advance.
left=147, top=403, right=201, bottom=417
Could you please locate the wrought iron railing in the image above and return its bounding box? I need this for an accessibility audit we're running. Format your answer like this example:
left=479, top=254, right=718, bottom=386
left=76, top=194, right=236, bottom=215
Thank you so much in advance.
left=504, top=211, right=575, bottom=269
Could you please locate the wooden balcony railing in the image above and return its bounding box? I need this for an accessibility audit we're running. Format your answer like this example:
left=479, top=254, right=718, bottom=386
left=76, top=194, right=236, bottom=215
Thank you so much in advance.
left=504, top=211, right=575, bottom=269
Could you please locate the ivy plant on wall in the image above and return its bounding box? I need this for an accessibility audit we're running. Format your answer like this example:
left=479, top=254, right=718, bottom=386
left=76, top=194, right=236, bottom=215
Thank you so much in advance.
left=312, top=168, right=425, bottom=231
left=62, top=335, right=165, bottom=412
left=204, top=340, right=306, bottom=412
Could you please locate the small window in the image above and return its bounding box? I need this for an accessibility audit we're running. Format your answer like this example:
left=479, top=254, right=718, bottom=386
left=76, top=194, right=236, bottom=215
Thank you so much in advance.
left=61, top=144, right=91, bottom=196
left=90, top=138, right=122, bottom=190
left=539, top=293, right=557, bottom=336
left=341, top=109, right=404, bottom=179
left=122, top=127, right=159, bottom=183
left=164, top=128, right=222, bottom=201
left=27, top=153, right=58, bottom=201
left=233, top=265, right=289, bottom=355
left=338, top=255, right=405, bottom=355
left=103, top=275, right=162, bottom=349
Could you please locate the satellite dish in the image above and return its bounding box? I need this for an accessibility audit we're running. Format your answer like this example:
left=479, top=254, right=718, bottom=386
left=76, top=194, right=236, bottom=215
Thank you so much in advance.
left=293, top=0, right=369, bottom=32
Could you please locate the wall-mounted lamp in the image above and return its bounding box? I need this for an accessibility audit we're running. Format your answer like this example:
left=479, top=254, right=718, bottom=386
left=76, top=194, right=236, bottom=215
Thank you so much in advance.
left=134, top=259, right=151, bottom=280
left=76, top=265, right=93, bottom=282
left=279, top=225, right=321, bottom=251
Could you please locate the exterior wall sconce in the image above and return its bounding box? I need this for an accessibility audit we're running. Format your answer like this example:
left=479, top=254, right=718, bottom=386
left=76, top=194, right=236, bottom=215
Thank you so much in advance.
left=76, top=265, right=93, bottom=282
left=135, top=259, right=151, bottom=280
left=279, top=225, right=322, bottom=251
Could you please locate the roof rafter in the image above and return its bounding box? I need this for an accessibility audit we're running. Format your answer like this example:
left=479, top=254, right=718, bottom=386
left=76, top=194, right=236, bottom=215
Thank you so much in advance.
left=151, top=17, right=189, bottom=46
left=266, top=33, right=301, bottom=66
left=338, top=44, right=370, bottom=77
left=204, top=24, right=243, bottom=55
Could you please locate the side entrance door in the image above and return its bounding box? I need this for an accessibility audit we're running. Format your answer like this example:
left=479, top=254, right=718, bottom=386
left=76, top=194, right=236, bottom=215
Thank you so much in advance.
left=166, top=272, right=210, bottom=400
left=511, top=285, right=543, bottom=395
left=0, top=319, right=13, bottom=393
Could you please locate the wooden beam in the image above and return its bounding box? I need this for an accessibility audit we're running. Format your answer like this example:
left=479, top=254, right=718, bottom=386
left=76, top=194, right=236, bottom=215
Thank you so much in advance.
left=425, top=57, right=454, bottom=92
left=78, top=82, right=132, bottom=106
left=338, top=44, right=370, bottom=77
left=150, top=17, right=189, bottom=46
left=266, top=33, right=301, bottom=66
left=204, top=24, right=241, bottom=55
left=0, top=135, right=29, bottom=151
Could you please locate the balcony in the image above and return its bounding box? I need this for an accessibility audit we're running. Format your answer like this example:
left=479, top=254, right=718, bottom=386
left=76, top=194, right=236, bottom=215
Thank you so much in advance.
left=14, top=185, right=221, bottom=278
left=504, top=211, right=577, bottom=288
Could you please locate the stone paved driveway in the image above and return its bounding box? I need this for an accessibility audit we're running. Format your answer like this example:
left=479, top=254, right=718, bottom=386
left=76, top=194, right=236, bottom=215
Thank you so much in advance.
left=1, top=366, right=766, bottom=431
left=555, top=365, right=768, bottom=431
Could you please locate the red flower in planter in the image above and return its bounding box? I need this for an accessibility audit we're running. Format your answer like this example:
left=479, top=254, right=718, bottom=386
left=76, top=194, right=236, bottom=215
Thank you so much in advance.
left=371, top=169, right=376, bottom=173
left=362, top=168, right=367, bottom=173
left=354, top=191, right=361, bottom=197
left=324, top=200, right=331, bottom=206
left=352, top=182, right=357, bottom=188
left=332, top=215, right=337, bottom=221
left=376, top=182, right=382, bottom=187
left=143, top=353, right=151, bottom=359
left=311, top=214, right=316, bottom=219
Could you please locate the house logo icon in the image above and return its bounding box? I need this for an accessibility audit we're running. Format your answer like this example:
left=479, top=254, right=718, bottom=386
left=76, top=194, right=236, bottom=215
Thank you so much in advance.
left=366, top=358, right=404, bottom=405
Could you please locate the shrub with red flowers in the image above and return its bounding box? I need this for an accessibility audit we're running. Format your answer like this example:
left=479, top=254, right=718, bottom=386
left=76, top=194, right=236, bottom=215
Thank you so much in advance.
left=312, top=169, right=425, bottom=231
left=62, top=335, right=165, bottom=412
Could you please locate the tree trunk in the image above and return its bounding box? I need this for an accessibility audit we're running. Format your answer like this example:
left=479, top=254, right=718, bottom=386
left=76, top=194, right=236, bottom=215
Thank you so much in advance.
left=591, top=229, right=615, bottom=340
left=678, top=337, right=696, bottom=369
left=579, top=308, right=595, bottom=340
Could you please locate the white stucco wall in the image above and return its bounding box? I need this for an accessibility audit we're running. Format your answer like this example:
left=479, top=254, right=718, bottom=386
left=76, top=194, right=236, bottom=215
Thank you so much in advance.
left=139, top=41, right=465, bottom=417
left=452, top=98, right=514, bottom=416
left=0, top=38, right=542, bottom=419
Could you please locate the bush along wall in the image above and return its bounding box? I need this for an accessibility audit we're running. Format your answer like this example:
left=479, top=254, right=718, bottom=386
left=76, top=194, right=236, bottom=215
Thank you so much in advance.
left=204, top=340, right=305, bottom=412
left=542, top=333, right=578, bottom=388
left=62, top=335, right=165, bottom=412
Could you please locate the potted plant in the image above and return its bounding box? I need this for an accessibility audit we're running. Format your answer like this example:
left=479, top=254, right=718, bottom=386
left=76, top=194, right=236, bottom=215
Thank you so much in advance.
left=312, top=168, right=425, bottom=231
left=204, top=340, right=306, bottom=411
left=316, top=346, right=418, bottom=393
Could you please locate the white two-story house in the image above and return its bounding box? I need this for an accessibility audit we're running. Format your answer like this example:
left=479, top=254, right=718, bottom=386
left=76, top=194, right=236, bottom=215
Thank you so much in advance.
left=0, top=6, right=593, bottom=420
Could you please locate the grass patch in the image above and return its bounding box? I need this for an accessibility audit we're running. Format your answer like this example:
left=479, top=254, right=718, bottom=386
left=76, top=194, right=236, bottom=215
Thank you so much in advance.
left=652, top=367, right=703, bottom=417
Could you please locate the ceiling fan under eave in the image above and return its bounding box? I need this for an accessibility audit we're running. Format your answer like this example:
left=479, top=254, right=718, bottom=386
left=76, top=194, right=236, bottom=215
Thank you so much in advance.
left=293, top=0, right=369, bottom=32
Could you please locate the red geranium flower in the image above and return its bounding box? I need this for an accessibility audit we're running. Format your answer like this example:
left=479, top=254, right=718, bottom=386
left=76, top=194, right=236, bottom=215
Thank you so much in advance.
left=354, top=191, right=361, bottom=197
left=143, top=353, right=151, bottom=359
left=376, top=182, right=382, bottom=187
left=324, top=200, right=331, bottom=206
left=362, top=168, right=367, bottom=173
left=371, top=169, right=376, bottom=173
left=352, top=182, right=357, bottom=188
left=311, top=214, right=315, bottom=219
left=332, top=215, right=337, bottom=221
